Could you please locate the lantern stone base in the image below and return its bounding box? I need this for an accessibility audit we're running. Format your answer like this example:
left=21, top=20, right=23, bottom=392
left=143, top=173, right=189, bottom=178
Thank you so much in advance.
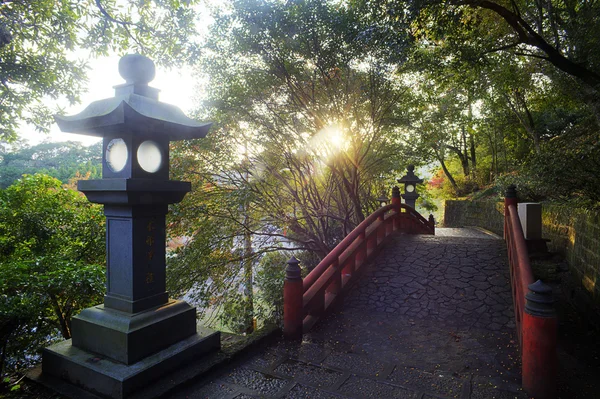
left=42, top=325, right=220, bottom=399
left=70, top=299, right=198, bottom=364
left=42, top=299, right=220, bottom=398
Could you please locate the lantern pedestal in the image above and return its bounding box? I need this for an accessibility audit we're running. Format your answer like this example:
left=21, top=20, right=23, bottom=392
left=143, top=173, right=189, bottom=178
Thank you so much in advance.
left=42, top=323, right=219, bottom=399
left=41, top=177, right=222, bottom=397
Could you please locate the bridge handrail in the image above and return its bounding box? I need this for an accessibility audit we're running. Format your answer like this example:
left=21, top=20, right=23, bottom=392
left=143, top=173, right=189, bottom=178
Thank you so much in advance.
left=303, top=203, right=433, bottom=293
left=284, top=198, right=434, bottom=339
left=503, top=186, right=557, bottom=399
left=505, top=203, right=535, bottom=345
left=399, top=204, right=435, bottom=234
left=303, top=204, right=395, bottom=291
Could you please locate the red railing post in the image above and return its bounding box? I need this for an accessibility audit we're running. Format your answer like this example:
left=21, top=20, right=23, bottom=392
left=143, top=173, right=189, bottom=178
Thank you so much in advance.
left=377, top=213, right=385, bottom=244
left=291, top=203, right=434, bottom=336
left=367, top=229, right=376, bottom=255
left=356, top=231, right=366, bottom=266
left=392, top=186, right=401, bottom=231
left=522, top=280, right=557, bottom=399
left=505, top=184, right=517, bottom=239
left=326, top=260, right=342, bottom=295
left=283, top=256, right=303, bottom=340
left=342, top=255, right=354, bottom=281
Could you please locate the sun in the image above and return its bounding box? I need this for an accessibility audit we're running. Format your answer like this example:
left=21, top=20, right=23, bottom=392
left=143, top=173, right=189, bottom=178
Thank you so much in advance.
left=327, top=126, right=345, bottom=150
left=309, top=123, right=347, bottom=156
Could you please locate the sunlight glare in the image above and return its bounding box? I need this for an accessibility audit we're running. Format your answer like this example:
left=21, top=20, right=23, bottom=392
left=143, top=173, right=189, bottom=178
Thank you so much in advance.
left=309, top=123, right=347, bottom=156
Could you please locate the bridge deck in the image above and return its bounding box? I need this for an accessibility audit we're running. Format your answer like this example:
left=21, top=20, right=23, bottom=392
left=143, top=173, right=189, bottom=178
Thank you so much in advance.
left=172, top=228, right=527, bottom=399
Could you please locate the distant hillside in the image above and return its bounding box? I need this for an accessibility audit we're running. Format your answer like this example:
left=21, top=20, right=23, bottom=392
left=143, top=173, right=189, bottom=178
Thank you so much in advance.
left=0, top=141, right=102, bottom=188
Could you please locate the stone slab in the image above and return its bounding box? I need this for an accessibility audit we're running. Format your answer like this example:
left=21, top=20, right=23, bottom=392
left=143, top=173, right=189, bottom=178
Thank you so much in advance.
left=518, top=202, right=542, bottom=240
left=42, top=326, right=220, bottom=399
left=71, top=300, right=197, bottom=364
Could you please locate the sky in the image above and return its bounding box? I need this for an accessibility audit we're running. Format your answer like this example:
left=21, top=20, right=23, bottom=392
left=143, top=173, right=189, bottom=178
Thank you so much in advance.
left=19, top=54, right=197, bottom=146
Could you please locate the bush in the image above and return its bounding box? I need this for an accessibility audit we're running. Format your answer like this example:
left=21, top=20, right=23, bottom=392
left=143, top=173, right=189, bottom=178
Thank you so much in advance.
left=0, top=174, right=105, bottom=375
left=493, top=134, right=600, bottom=207
left=219, top=292, right=254, bottom=334
left=254, top=252, right=287, bottom=327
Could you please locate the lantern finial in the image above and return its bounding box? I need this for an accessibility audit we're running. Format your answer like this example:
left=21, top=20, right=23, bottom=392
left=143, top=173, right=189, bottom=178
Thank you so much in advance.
left=118, top=54, right=156, bottom=84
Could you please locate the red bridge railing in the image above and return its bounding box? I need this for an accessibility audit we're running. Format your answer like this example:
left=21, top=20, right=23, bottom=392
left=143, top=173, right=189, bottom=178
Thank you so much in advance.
left=284, top=189, right=434, bottom=339
left=504, top=185, right=557, bottom=399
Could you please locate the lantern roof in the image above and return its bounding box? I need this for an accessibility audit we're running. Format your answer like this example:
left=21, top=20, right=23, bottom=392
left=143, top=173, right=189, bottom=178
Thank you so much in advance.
left=54, top=54, right=211, bottom=141
left=397, top=165, right=424, bottom=184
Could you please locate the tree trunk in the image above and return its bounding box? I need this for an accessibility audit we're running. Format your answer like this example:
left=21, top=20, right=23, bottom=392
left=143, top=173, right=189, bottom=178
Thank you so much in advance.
left=0, top=320, right=16, bottom=377
left=242, top=140, right=254, bottom=334
left=434, top=148, right=459, bottom=190
left=446, top=143, right=470, bottom=177
left=469, top=133, right=477, bottom=173
left=243, top=216, right=254, bottom=334
left=49, top=294, right=71, bottom=339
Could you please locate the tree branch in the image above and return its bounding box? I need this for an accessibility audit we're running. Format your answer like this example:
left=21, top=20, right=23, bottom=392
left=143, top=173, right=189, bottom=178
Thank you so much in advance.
left=95, top=0, right=139, bottom=28
left=460, top=0, right=600, bottom=88
left=481, top=41, right=522, bottom=54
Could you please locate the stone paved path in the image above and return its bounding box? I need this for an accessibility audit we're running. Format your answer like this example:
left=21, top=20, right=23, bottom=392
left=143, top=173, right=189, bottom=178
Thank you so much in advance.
left=171, top=228, right=527, bottom=399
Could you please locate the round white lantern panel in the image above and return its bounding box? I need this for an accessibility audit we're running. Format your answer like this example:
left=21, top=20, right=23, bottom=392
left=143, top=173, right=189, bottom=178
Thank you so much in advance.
left=406, top=184, right=415, bottom=193
left=106, top=138, right=128, bottom=172
left=137, top=140, right=162, bottom=173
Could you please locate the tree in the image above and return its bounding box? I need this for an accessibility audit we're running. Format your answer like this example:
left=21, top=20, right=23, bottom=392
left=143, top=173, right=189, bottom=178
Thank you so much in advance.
left=456, top=0, right=600, bottom=90
left=168, top=0, right=415, bottom=331
left=353, top=0, right=600, bottom=201
left=364, top=0, right=600, bottom=91
left=0, top=0, right=200, bottom=141
left=0, top=174, right=105, bottom=375
left=193, top=0, right=413, bottom=252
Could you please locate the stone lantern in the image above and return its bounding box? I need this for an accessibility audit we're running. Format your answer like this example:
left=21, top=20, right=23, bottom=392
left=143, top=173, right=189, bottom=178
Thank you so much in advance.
left=397, top=165, right=423, bottom=209
left=42, top=54, right=220, bottom=399
left=377, top=194, right=389, bottom=207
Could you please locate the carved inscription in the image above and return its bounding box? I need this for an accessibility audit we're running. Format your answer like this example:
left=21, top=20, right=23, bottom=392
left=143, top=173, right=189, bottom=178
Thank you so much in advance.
left=145, top=219, right=156, bottom=285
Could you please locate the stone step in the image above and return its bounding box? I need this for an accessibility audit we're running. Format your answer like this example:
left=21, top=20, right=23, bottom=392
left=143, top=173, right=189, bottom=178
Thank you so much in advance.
left=173, top=343, right=528, bottom=399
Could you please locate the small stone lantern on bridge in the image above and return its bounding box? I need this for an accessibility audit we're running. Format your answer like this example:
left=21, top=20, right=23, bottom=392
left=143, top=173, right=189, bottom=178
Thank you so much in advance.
left=42, top=54, right=220, bottom=398
left=377, top=194, right=389, bottom=207
left=397, top=165, right=423, bottom=209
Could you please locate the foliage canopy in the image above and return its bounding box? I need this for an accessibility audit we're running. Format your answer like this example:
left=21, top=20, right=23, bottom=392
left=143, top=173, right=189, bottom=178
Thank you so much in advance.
left=0, top=174, right=105, bottom=375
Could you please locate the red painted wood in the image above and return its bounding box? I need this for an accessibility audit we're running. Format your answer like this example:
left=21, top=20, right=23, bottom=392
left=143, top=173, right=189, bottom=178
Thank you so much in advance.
left=283, top=277, right=303, bottom=339
left=356, top=231, right=366, bottom=265
left=504, top=198, right=557, bottom=399
left=505, top=196, right=517, bottom=240
left=284, top=202, right=435, bottom=339
left=302, top=204, right=395, bottom=291
left=507, top=204, right=535, bottom=346
left=326, top=260, right=342, bottom=295
left=522, top=312, right=558, bottom=399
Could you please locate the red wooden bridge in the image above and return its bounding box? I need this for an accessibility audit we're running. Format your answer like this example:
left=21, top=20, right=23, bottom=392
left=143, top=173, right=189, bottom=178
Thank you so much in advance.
left=284, top=188, right=434, bottom=340
left=168, top=186, right=558, bottom=399
left=279, top=185, right=557, bottom=399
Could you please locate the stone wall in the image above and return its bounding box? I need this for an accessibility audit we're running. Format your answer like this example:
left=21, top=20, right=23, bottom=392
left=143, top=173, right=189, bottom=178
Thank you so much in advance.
left=542, top=205, right=600, bottom=316
left=443, top=200, right=504, bottom=236
left=444, top=200, right=600, bottom=316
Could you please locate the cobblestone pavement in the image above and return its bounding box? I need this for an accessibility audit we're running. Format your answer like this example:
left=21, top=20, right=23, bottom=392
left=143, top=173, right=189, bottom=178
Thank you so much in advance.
left=172, top=228, right=527, bottom=399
